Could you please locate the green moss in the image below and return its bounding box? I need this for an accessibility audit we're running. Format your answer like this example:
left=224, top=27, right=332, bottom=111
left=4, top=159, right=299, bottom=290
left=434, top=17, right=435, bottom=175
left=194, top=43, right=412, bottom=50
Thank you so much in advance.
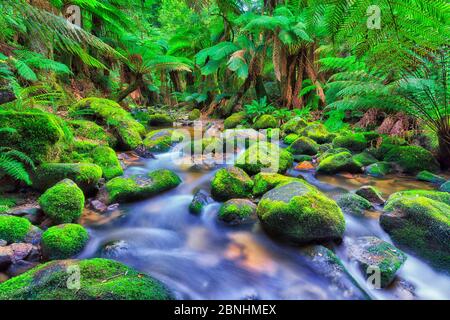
left=257, top=181, right=345, bottom=243
left=416, top=170, right=446, bottom=185
left=253, top=115, right=278, bottom=130
left=42, top=224, right=89, bottom=260
left=386, top=189, right=450, bottom=206
left=38, top=179, right=85, bottom=224
left=384, top=145, right=439, bottom=173
left=355, top=186, right=385, bottom=204
left=293, top=154, right=313, bottom=162
left=68, top=120, right=117, bottom=147
left=33, top=163, right=102, bottom=194
left=143, top=129, right=177, bottom=152
left=218, top=199, right=257, bottom=224
left=0, top=111, right=66, bottom=163
left=332, top=133, right=368, bottom=152
left=73, top=140, right=97, bottom=154
left=299, top=123, right=334, bottom=144
left=280, top=117, right=307, bottom=135
left=365, top=162, right=392, bottom=177
left=317, top=151, right=363, bottom=174
left=189, top=190, right=210, bottom=215
left=224, top=112, right=246, bottom=129
left=287, top=137, right=319, bottom=156
left=105, top=169, right=182, bottom=203
left=361, top=131, right=380, bottom=144
left=352, top=152, right=378, bottom=166
left=188, top=109, right=201, bottom=121
left=72, top=98, right=145, bottom=150
left=0, top=215, right=32, bottom=243
left=440, top=181, right=450, bottom=193
left=235, top=142, right=293, bottom=175
left=91, top=146, right=123, bottom=180
left=0, top=258, right=174, bottom=300
left=337, top=193, right=372, bottom=216
left=148, top=113, right=174, bottom=126
left=381, top=195, right=450, bottom=270
left=211, top=167, right=254, bottom=201
left=283, top=133, right=299, bottom=145
left=252, top=173, right=298, bottom=196
left=317, top=147, right=350, bottom=162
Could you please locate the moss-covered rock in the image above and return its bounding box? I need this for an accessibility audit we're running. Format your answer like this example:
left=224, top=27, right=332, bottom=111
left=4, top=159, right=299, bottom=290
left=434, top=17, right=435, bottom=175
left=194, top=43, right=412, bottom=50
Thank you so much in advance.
left=361, top=131, right=381, bottom=144
left=317, top=152, right=363, bottom=174
left=365, top=162, right=392, bottom=178
left=0, top=258, right=174, bottom=300
left=292, top=154, right=313, bottom=162
left=332, top=134, right=368, bottom=152
left=224, top=112, right=246, bottom=129
left=253, top=115, right=278, bottom=130
left=105, top=169, right=182, bottom=203
left=337, top=193, right=373, bottom=216
left=348, top=236, right=407, bottom=288
left=189, top=190, right=211, bottom=215
left=68, top=120, right=117, bottom=147
left=440, top=181, right=450, bottom=193
left=91, top=146, right=123, bottom=180
left=72, top=98, right=145, bottom=150
left=257, top=181, right=345, bottom=244
left=384, top=146, right=439, bottom=174
left=210, top=167, right=253, bottom=201
left=0, top=215, right=32, bottom=244
left=381, top=193, right=450, bottom=270
left=416, top=171, right=446, bottom=185
left=283, top=133, right=299, bottom=145
left=280, top=117, right=307, bottom=135
left=42, top=224, right=89, bottom=260
left=148, top=113, right=174, bottom=126
left=355, top=186, right=385, bottom=205
left=317, top=148, right=350, bottom=162
left=287, top=137, right=319, bottom=156
left=143, top=129, right=178, bottom=153
left=0, top=111, right=66, bottom=163
left=252, top=173, right=298, bottom=197
left=299, top=123, right=334, bottom=144
left=38, top=179, right=85, bottom=224
left=235, top=142, right=293, bottom=175
left=352, top=152, right=378, bottom=167
left=387, top=189, right=450, bottom=205
left=218, top=199, right=257, bottom=225
left=33, top=163, right=102, bottom=194
left=188, top=109, right=201, bottom=121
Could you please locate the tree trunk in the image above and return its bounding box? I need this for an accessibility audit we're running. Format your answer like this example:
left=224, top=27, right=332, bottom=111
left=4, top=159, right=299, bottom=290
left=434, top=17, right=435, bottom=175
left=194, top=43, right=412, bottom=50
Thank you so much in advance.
left=169, top=71, right=183, bottom=93
left=116, top=74, right=143, bottom=103
left=292, top=53, right=305, bottom=109
left=0, top=90, right=16, bottom=105
left=437, top=118, right=450, bottom=169
left=305, top=45, right=326, bottom=108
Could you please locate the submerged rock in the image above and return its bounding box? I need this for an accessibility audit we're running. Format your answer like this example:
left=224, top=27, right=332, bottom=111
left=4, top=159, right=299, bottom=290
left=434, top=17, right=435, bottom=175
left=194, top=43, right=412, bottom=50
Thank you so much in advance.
left=355, top=186, right=385, bottom=205
left=189, top=190, right=212, bottom=215
left=416, top=171, right=446, bottom=185
left=347, top=236, right=407, bottom=288
left=211, top=167, right=254, bottom=201
left=0, top=258, right=174, bottom=300
left=317, top=152, right=363, bottom=174
left=218, top=199, right=257, bottom=225
left=257, top=181, right=345, bottom=244
left=337, top=193, right=373, bottom=216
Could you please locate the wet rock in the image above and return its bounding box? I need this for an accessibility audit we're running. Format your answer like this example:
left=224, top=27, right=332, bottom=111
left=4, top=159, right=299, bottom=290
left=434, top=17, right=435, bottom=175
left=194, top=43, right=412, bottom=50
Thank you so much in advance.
left=101, top=240, right=130, bottom=259
left=440, top=181, right=450, bottom=193
left=355, top=186, right=385, bottom=205
left=352, top=152, right=378, bottom=166
left=416, top=170, right=446, bottom=185
left=287, top=137, right=319, bottom=156
left=189, top=190, right=212, bottom=215
left=347, top=236, right=407, bottom=288
left=89, top=199, right=108, bottom=213
left=332, top=134, right=368, bottom=152
left=317, top=152, right=363, bottom=174
left=6, top=260, right=39, bottom=277
left=134, top=145, right=156, bottom=159
left=300, top=245, right=370, bottom=300
left=257, top=181, right=345, bottom=244
left=0, top=240, right=6, bottom=247
left=218, top=199, right=257, bottom=225
left=383, top=146, right=439, bottom=174
left=337, top=193, right=373, bottom=216
left=365, top=162, right=392, bottom=178
left=0, top=243, right=40, bottom=272
left=24, top=226, right=43, bottom=245
left=211, top=167, right=254, bottom=201
left=143, top=129, right=178, bottom=152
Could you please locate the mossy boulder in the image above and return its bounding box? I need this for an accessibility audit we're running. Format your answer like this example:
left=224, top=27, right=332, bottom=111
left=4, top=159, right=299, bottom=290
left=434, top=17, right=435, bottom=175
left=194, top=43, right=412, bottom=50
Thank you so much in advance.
left=355, top=186, right=385, bottom=205
left=347, top=236, right=407, bottom=288
left=189, top=190, right=211, bottom=215
left=68, top=120, right=117, bottom=147
left=257, top=181, right=345, bottom=244
left=188, top=109, right=201, bottom=121
left=210, top=167, right=253, bottom=201
left=235, top=142, right=293, bottom=175
left=440, top=181, right=450, bottom=193
left=293, top=155, right=313, bottom=162
left=104, top=169, right=181, bottom=204
left=299, top=123, right=334, bottom=144
left=0, top=216, right=32, bottom=244
left=148, top=113, right=174, bottom=126
left=42, top=224, right=89, bottom=260
left=352, top=152, right=378, bottom=167
left=253, top=115, right=278, bottom=130
left=143, top=129, right=178, bottom=153
left=337, top=193, right=373, bottom=216
left=317, top=148, right=350, bottom=162
left=387, top=189, right=450, bottom=205
left=384, top=146, right=439, bottom=173
left=317, top=152, right=363, bottom=174
left=224, top=112, right=246, bottom=129
left=287, top=137, right=319, bottom=156
left=332, top=134, right=368, bottom=152
left=252, top=173, right=298, bottom=197
left=381, top=192, right=450, bottom=270
left=0, top=258, right=174, bottom=300
left=38, top=179, right=85, bottom=224
left=218, top=199, right=257, bottom=225
left=33, top=163, right=102, bottom=194
left=0, top=111, right=66, bottom=163
left=365, top=162, right=392, bottom=178
left=283, top=133, right=299, bottom=145
left=72, top=98, right=145, bottom=150
left=280, top=117, right=307, bottom=135
left=416, top=171, right=446, bottom=185
left=91, top=146, right=123, bottom=180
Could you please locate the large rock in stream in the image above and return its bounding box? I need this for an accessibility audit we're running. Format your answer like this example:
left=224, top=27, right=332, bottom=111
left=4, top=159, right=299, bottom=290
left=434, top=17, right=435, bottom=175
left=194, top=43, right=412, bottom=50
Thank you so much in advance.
left=257, top=181, right=345, bottom=244
left=210, top=167, right=254, bottom=201
left=0, top=258, right=174, bottom=300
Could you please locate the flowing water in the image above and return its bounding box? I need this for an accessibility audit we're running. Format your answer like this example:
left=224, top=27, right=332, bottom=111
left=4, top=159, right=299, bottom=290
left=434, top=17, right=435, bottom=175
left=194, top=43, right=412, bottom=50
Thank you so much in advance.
left=79, top=138, right=450, bottom=300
